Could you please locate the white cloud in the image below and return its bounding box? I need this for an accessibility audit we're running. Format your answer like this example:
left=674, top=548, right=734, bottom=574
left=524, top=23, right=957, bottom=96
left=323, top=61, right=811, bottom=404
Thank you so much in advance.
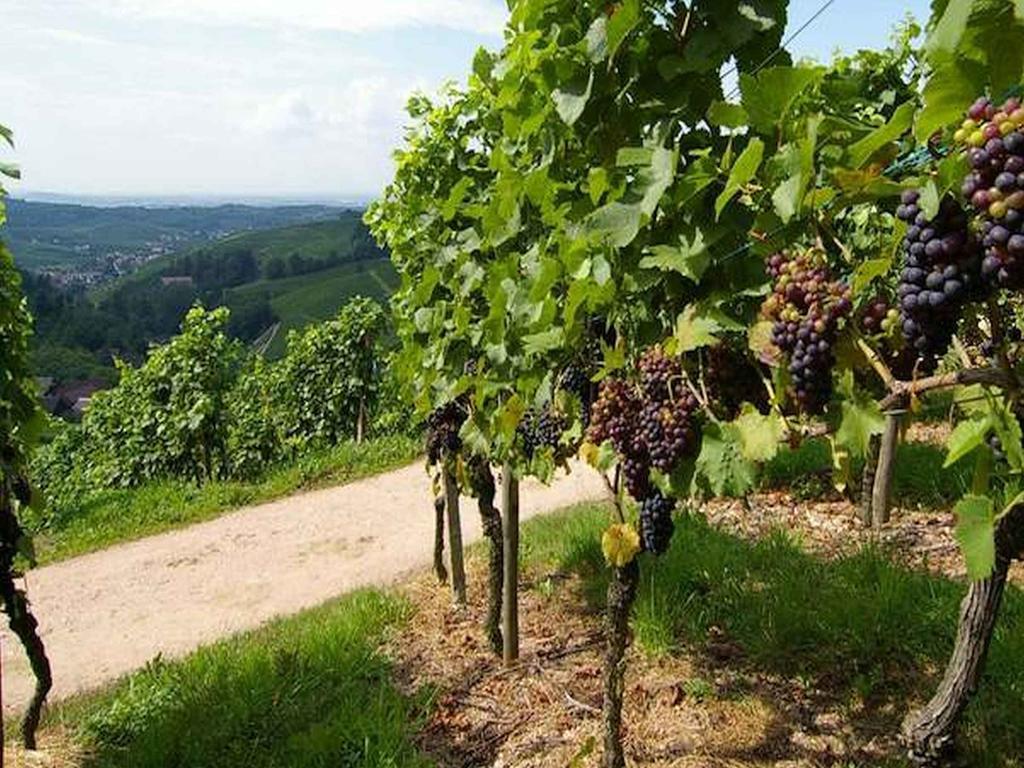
left=103, top=0, right=505, bottom=35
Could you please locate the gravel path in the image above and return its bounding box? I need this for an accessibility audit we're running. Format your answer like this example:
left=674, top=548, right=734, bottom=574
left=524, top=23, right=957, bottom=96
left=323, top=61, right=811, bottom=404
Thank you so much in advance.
left=0, top=461, right=606, bottom=714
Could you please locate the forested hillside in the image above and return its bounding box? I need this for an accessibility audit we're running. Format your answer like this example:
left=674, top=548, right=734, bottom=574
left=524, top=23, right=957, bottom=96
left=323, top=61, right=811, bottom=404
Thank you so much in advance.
left=22, top=213, right=394, bottom=383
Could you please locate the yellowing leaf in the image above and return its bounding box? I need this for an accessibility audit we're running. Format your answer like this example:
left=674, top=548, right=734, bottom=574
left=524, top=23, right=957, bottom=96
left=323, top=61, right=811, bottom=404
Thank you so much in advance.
left=602, top=523, right=641, bottom=567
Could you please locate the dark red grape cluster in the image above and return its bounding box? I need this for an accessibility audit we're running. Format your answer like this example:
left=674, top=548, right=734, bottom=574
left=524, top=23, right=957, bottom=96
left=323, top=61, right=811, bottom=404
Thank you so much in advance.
left=761, top=249, right=852, bottom=414
left=954, top=96, right=1024, bottom=288
left=704, top=343, right=770, bottom=419
left=517, top=407, right=568, bottom=459
left=588, top=346, right=701, bottom=502
left=426, top=401, right=466, bottom=465
left=639, top=491, right=676, bottom=555
left=859, top=297, right=899, bottom=336
left=895, top=190, right=985, bottom=372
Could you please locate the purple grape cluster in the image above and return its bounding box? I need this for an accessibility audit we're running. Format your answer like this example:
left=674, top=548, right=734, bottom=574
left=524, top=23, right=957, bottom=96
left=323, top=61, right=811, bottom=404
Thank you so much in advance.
left=426, top=401, right=466, bottom=465
left=761, top=249, right=852, bottom=414
left=895, top=190, right=985, bottom=373
left=587, top=346, right=701, bottom=504
left=517, top=407, right=568, bottom=459
left=956, top=97, right=1024, bottom=288
left=639, top=491, right=676, bottom=555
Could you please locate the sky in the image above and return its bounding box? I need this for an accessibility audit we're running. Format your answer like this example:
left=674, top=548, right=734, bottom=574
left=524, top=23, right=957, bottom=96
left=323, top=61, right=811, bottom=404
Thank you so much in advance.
left=0, top=0, right=932, bottom=202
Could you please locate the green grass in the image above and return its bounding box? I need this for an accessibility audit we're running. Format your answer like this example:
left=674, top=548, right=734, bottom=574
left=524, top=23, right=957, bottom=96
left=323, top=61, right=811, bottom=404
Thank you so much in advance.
left=760, top=436, right=971, bottom=508
left=51, top=590, right=432, bottom=768
left=520, top=504, right=1024, bottom=767
left=31, top=435, right=421, bottom=565
left=226, top=259, right=398, bottom=357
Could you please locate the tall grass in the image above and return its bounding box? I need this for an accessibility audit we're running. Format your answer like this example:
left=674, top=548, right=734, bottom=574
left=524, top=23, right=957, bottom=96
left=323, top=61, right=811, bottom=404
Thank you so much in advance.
left=520, top=504, right=1024, bottom=767
left=55, top=590, right=431, bottom=768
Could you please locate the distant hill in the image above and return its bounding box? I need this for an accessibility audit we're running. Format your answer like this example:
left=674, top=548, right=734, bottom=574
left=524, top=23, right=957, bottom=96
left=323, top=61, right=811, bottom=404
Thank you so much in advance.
left=5, top=198, right=344, bottom=271
left=23, top=213, right=395, bottom=382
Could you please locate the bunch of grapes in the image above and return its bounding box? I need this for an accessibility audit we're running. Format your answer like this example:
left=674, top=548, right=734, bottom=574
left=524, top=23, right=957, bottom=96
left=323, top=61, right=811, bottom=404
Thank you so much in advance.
left=859, top=297, right=900, bottom=336
left=587, top=346, right=701, bottom=503
left=761, top=248, right=852, bottom=414
left=425, top=401, right=466, bottom=465
left=955, top=96, right=1024, bottom=288
left=559, top=360, right=596, bottom=428
left=704, top=343, right=770, bottom=419
left=517, top=407, right=568, bottom=459
left=894, top=190, right=985, bottom=372
left=639, top=491, right=676, bottom=555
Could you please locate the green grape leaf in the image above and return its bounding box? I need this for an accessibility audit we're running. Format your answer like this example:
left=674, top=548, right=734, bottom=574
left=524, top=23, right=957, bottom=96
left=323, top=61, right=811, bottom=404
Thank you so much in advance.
left=925, top=0, right=972, bottom=55
left=733, top=405, right=784, bottom=463
left=944, top=416, right=991, bottom=467
left=638, top=230, right=710, bottom=281
left=523, top=327, right=565, bottom=356
left=707, top=101, right=749, bottom=128
left=715, top=137, right=764, bottom=220
left=851, top=257, right=892, bottom=295
left=606, top=0, right=641, bottom=61
left=675, top=304, right=723, bottom=352
left=846, top=101, right=916, bottom=169
left=918, top=180, right=941, bottom=220
left=835, top=396, right=885, bottom=459
left=695, top=422, right=757, bottom=497
left=954, top=495, right=997, bottom=581
left=739, top=66, right=825, bottom=132
left=553, top=69, right=594, bottom=126
left=916, top=56, right=986, bottom=141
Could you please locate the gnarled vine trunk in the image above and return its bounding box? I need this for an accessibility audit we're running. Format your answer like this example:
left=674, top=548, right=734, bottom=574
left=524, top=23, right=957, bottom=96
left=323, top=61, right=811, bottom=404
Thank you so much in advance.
left=433, top=492, right=448, bottom=584
left=902, top=504, right=1024, bottom=765
left=0, top=491, right=52, bottom=750
left=468, top=459, right=503, bottom=655
left=602, top=559, right=639, bottom=768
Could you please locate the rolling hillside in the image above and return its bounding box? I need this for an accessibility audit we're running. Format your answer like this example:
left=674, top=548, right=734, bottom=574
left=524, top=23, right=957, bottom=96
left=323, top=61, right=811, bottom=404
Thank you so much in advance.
left=25, top=213, right=395, bottom=380
left=227, top=259, right=398, bottom=357
left=6, top=198, right=343, bottom=271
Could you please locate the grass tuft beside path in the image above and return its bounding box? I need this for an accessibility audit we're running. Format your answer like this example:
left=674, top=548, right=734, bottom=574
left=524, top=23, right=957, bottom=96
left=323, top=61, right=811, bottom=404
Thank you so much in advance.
left=30, top=435, right=422, bottom=564
left=50, top=590, right=431, bottom=768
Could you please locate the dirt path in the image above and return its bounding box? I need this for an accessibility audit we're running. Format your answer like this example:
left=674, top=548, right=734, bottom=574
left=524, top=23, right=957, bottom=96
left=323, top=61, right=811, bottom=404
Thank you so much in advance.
left=0, top=461, right=606, bottom=714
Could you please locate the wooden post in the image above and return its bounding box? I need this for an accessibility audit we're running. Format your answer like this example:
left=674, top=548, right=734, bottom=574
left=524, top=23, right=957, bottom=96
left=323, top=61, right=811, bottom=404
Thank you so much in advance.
left=501, top=463, right=519, bottom=665
left=860, top=433, right=881, bottom=526
left=443, top=464, right=466, bottom=606
left=871, top=414, right=900, bottom=529
left=356, top=397, right=366, bottom=444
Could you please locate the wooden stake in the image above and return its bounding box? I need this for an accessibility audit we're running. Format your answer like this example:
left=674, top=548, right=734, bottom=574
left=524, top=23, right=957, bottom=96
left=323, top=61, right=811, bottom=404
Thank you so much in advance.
left=871, top=414, right=900, bottom=529
left=501, top=463, right=519, bottom=665
left=442, top=465, right=466, bottom=606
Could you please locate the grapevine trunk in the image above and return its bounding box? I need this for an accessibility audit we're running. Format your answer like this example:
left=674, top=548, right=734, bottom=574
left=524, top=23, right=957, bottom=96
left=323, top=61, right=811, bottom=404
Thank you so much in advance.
left=902, top=504, right=1024, bottom=764
left=602, top=559, right=639, bottom=768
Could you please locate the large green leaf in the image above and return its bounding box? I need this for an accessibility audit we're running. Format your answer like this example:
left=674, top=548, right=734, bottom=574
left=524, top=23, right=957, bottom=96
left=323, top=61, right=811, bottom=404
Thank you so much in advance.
left=944, top=416, right=991, bottom=467
left=925, top=0, right=973, bottom=55
left=552, top=69, right=594, bottom=126
left=639, top=230, right=710, bottom=281
left=715, top=138, right=764, bottom=220
left=846, top=101, right=916, bottom=169
left=733, top=405, right=784, bottom=463
left=695, top=422, right=757, bottom=497
left=835, top=397, right=885, bottom=459
left=707, top=101, right=749, bottom=128
left=606, top=0, right=640, bottom=61
left=739, top=66, right=825, bottom=133
left=675, top=304, right=724, bottom=352
left=954, top=494, right=996, bottom=580
left=916, top=56, right=985, bottom=141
